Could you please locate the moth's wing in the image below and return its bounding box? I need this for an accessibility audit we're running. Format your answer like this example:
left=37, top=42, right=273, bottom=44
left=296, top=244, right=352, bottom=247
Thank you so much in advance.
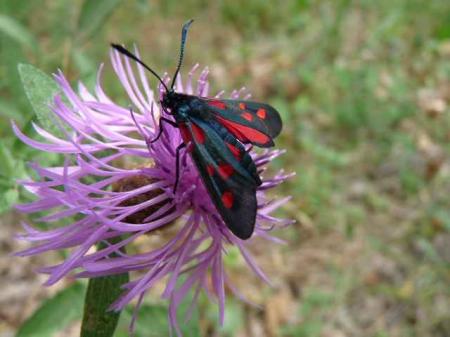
left=180, top=117, right=260, bottom=239
left=203, top=98, right=282, bottom=148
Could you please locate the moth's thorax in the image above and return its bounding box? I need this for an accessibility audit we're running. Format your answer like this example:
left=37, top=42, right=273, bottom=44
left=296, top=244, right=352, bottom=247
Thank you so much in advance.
left=161, top=91, right=211, bottom=122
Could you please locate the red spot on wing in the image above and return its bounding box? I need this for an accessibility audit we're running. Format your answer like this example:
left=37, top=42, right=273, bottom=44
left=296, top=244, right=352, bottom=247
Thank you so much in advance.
left=241, top=112, right=253, bottom=121
left=178, top=124, right=192, bottom=143
left=239, top=103, right=246, bottom=110
left=257, top=108, right=267, bottom=119
left=221, top=191, right=234, bottom=209
left=206, top=164, right=215, bottom=176
left=226, top=143, right=241, bottom=160
left=216, top=116, right=271, bottom=145
left=208, top=100, right=226, bottom=109
left=218, top=164, right=234, bottom=179
left=191, top=123, right=206, bottom=144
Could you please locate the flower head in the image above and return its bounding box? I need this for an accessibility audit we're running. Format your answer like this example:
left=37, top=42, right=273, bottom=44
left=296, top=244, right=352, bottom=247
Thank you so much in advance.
left=14, top=47, right=293, bottom=335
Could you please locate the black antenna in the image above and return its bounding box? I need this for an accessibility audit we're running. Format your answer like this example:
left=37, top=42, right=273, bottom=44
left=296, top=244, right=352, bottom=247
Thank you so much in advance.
left=111, top=44, right=169, bottom=92
left=170, top=19, right=194, bottom=90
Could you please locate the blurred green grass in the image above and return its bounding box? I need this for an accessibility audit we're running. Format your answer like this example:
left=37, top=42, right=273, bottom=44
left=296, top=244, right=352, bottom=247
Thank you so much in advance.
left=1, top=0, right=450, bottom=336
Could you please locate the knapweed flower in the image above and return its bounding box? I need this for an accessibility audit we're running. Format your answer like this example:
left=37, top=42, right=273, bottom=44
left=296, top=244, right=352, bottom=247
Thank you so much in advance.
left=14, top=47, right=293, bottom=335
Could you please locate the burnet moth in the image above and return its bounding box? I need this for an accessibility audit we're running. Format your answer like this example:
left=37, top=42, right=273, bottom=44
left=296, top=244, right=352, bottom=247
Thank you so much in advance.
left=112, top=19, right=282, bottom=240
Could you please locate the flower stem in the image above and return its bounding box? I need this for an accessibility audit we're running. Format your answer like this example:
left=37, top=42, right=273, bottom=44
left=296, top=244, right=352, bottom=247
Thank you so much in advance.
left=80, top=239, right=129, bottom=337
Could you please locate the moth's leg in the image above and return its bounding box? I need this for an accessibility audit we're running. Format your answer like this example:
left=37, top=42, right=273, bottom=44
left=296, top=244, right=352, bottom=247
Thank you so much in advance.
left=173, top=142, right=187, bottom=194
left=128, top=106, right=177, bottom=143
left=150, top=117, right=178, bottom=143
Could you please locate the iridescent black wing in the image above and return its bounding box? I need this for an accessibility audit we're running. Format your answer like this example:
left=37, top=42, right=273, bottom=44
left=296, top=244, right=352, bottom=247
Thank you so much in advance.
left=204, top=98, right=282, bottom=148
left=177, top=116, right=261, bottom=239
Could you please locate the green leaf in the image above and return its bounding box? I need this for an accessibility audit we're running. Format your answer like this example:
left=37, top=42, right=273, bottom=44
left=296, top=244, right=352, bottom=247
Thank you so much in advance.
left=17, top=63, right=64, bottom=137
left=16, top=282, right=86, bottom=337
left=0, top=14, right=38, bottom=50
left=77, top=0, right=122, bottom=41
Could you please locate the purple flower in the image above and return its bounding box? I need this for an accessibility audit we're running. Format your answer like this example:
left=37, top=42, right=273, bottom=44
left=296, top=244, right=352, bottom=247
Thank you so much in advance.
left=14, top=47, right=293, bottom=335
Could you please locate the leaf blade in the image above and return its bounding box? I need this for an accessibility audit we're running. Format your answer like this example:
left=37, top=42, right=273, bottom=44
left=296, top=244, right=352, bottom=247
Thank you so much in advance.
left=16, top=282, right=86, bottom=337
left=17, top=63, right=64, bottom=137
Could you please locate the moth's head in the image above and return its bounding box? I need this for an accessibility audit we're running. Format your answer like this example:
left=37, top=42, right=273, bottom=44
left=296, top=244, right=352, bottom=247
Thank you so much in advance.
left=161, top=89, right=177, bottom=109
